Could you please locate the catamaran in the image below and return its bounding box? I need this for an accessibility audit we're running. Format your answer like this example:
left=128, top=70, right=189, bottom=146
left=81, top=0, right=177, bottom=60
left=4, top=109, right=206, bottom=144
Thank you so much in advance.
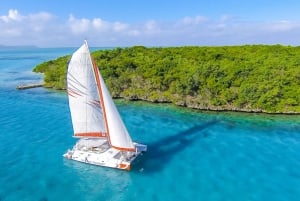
left=63, top=41, right=147, bottom=170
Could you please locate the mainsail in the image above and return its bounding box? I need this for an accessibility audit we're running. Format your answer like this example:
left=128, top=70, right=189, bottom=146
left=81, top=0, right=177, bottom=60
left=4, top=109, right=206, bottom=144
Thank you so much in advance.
left=67, top=41, right=135, bottom=151
left=67, top=41, right=106, bottom=137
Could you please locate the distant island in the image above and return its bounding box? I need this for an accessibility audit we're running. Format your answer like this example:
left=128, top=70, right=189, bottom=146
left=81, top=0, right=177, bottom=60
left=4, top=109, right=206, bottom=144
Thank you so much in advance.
left=0, top=45, right=38, bottom=49
left=33, top=45, right=300, bottom=114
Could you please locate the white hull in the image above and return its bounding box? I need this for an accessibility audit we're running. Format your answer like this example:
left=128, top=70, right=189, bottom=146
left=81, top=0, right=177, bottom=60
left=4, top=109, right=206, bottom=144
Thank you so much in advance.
left=64, top=138, right=146, bottom=171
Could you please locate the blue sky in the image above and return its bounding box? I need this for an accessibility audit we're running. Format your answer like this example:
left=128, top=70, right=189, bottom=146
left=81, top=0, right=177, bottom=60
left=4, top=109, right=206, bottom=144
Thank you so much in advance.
left=1, top=0, right=300, bottom=47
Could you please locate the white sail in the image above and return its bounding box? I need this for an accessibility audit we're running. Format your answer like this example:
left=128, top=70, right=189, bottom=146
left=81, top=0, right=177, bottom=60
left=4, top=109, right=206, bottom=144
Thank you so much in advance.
left=64, top=40, right=147, bottom=170
left=99, top=73, right=135, bottom=151
left=67, top=41, right=106, bottom=137
left=67, top=40, right=135, bottom=150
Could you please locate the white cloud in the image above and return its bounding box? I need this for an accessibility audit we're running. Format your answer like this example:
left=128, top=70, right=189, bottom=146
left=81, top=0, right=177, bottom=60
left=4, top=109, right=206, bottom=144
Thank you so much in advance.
left=181, top=16, right=207, bottom=25
left=29, top=11, right=53, bottom=22
left=220, top=15, right=234, bottom=22
left=128, top=30, right=140, bottom=36
left=0, top=9, right=60, bottom=46
left=92, top=18, right=109, bottom=31
left=145, top=20, right=157, bottom=31
left=67, top=15, right=129, bottom=34
left=265, top=20, right=299, bottom=32
left=1, top=9, right=300, bottom=47
left=0, top=9, right=23, bottom=23
left=68, top=14, right=90, bottom=34
left=1, top=28, right=22, bottom=37
left=113, top=22, right=128, bottom=32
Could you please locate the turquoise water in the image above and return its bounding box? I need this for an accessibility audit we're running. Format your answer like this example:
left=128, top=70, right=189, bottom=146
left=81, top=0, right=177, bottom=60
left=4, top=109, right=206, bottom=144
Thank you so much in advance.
left=0, top=48, right=300, bottom=201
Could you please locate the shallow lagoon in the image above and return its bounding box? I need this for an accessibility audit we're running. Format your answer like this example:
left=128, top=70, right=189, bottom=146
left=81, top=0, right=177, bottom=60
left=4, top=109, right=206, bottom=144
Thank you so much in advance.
left=0, top=48, right=299, bottom=201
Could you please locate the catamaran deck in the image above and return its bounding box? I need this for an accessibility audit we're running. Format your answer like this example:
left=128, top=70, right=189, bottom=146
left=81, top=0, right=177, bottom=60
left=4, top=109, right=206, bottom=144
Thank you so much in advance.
left=64, top=138, right=144, bottom=170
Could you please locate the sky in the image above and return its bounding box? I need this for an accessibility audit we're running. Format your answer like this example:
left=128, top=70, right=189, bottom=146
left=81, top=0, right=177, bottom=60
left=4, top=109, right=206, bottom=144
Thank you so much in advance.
left=1, top=0, right=300, bottom=47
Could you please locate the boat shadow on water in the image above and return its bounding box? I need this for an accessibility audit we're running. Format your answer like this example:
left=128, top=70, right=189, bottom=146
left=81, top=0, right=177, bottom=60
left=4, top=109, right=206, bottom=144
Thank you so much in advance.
left=131, top=119, right=218, bottom=173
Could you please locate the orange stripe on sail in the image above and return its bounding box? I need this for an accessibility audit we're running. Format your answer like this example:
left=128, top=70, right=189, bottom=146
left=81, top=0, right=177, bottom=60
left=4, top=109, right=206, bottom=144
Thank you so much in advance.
left=68, top=92, right=76, bottom=98
left=74, top=132, right=106, bottom=138
left=67, top=89, right=82, bottom=97
left=91, top=58, right=111, bottom=143
left=91, top=55, right=135, bottom=152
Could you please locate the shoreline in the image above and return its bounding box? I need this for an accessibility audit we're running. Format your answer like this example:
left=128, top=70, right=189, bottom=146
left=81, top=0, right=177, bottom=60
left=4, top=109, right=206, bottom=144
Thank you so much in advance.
left=38, top=85, right=300, bottom=115
left=41, top=85, right=300, bottom=115
left=115, top=96, right=300, bottom=115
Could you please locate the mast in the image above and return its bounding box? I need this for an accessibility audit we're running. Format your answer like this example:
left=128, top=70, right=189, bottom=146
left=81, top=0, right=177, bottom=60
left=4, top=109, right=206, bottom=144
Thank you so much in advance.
left=68, top=40, right=136, bottom=152
left=91, top=55, right=111, bottom=145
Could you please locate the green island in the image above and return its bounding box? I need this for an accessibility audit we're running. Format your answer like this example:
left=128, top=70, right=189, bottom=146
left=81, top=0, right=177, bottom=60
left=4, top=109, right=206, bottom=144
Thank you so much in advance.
left=33, top=45, right=300, bottom=114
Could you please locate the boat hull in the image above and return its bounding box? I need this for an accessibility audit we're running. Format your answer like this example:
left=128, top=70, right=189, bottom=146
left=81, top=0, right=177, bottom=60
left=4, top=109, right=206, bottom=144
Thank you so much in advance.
left=63, top=138, right=146, bottom=171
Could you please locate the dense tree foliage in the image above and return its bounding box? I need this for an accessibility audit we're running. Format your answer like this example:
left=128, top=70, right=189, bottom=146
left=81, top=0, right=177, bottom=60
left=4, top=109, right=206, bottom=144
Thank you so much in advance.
left=33, top=45, right=300, bottom=113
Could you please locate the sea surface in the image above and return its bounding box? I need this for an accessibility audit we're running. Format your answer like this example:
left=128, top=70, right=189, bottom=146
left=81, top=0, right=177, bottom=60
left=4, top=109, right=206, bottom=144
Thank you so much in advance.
left=0, top=47, right=300, bottom=201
